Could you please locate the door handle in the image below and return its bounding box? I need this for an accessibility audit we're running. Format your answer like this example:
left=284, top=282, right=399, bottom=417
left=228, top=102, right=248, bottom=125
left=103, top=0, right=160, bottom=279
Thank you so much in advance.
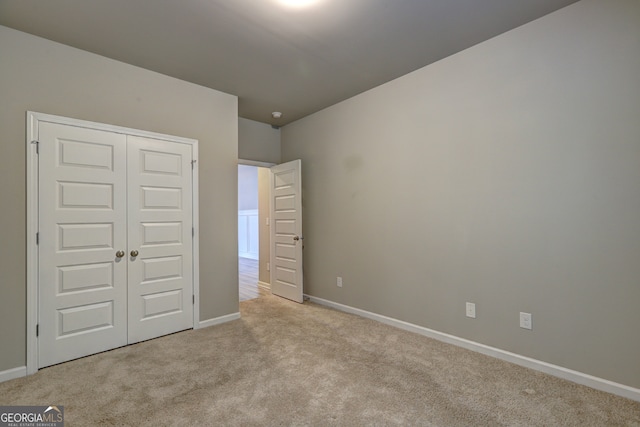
left=115, top=250, right=125, bottom=258
left=293, top=236, right=303, bottom=242
left=130, top=250, right=139, bottom=257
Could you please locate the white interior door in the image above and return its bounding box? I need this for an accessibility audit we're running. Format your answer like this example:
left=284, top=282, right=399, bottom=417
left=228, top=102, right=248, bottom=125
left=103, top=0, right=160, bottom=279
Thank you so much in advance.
left=270, top=159, right=303, bottom=303
left=38, top=122, right=128, bottom=368
left=38, top=119, right=195, bottom=367
left=127, top=135, right=193, bottom=343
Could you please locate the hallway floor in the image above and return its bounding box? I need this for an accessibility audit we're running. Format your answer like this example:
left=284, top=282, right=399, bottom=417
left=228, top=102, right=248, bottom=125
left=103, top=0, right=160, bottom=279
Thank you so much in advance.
left=239, top=257, right=265, bottom=301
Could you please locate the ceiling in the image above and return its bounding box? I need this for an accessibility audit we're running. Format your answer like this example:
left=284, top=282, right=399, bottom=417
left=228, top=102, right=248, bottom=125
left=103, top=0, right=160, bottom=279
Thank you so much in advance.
left=0, top=0, right=578, bottom=126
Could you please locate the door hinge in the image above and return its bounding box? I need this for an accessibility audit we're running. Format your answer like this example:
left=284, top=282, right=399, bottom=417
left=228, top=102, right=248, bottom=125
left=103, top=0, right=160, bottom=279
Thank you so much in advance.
left=36, top=232, right=39, bottom=245
left=192, top=227, right=194, bottom=237
left=191, top=159, right=197, bottom=169
left=36, top=324, right=39, bottom=337
left=192, top=295, right=195, bottom=305
left=31, top=140, right=39, bottom=154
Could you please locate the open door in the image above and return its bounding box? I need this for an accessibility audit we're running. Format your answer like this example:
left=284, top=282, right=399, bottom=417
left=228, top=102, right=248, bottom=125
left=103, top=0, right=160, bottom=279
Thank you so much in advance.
left=270, top=159, right=303, bottom=303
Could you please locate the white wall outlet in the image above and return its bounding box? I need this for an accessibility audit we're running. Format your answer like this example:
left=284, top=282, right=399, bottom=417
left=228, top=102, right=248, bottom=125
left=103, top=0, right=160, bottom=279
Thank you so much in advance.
left=337, top=276, right=343, bottom=287
left=266, top=262, right=270, bottom=271
left=520, top=312, right=532, bottom=330
left=466, top=302, right=476, bottom=318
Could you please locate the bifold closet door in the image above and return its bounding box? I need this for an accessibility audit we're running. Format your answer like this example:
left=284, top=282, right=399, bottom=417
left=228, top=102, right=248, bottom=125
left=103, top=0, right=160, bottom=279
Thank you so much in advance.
left=38, top=122, right=128, bottom=368
left=126, top=135, right=193, bottom=344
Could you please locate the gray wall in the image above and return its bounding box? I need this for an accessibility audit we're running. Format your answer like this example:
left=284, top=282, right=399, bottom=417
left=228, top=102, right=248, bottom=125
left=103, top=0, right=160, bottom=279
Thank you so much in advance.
left=0, top=26, right=239, bottom=372
left=281, top=0, right=640, bottom=389
left=238, top=117, right=281, bottom=164
left=238, top=165, right=259, bottom=210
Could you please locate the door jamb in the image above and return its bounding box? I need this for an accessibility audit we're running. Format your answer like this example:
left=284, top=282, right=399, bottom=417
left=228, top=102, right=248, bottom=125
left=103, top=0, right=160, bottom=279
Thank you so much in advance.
left=26, top=111, right=200, bottom=375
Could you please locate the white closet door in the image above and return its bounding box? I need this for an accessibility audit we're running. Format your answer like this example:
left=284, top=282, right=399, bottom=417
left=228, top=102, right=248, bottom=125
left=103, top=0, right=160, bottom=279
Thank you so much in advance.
left=38, top=122, right=128, bottom=368
left=126, top=135, right=193, bottom=343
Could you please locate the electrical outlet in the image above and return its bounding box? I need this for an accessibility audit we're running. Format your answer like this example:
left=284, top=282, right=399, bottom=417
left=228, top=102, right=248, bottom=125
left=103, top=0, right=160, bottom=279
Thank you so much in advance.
left=266, top=262, right=270, bottom=271
left=520, top=312, right=532, bottom=330
left=337, top=277, right=343, bottom=287
left=466, top=302, right=476, bottom=318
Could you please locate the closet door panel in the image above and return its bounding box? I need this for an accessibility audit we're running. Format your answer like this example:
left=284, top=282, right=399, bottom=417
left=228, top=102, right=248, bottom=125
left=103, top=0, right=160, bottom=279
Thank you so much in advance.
left=126, top=135, right=193, bottom=344
left=38, top=122, right=128, bottom=368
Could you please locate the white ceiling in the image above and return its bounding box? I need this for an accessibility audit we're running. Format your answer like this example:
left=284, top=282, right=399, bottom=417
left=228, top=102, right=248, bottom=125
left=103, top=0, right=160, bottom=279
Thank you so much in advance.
left=0, top=0, right=578, bottom=125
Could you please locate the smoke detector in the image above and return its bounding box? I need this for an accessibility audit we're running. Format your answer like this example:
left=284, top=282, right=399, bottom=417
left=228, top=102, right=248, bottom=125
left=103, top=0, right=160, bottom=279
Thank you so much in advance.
left=272, top=112, right=282, bottom=119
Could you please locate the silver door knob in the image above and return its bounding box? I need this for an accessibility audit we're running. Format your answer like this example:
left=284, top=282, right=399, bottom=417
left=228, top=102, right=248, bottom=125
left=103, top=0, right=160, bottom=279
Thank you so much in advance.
left=115, top=250, right=125, bottom=258
left=130, top=250, right=139, bottom=257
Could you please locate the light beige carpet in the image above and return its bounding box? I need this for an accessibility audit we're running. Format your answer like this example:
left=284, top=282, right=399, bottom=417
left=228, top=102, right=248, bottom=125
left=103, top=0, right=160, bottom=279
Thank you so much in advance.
left=1, top=294, right=639, bottom=426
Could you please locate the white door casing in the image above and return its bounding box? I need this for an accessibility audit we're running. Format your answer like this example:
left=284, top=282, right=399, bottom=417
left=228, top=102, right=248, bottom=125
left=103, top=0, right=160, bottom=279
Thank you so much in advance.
left=270, top=159, right=303, bottom=303
left=38, top=122, right=129, bottom=367
left=127, top=135, right=193, bottom=343
left=28, top=112, right=199, bottom=371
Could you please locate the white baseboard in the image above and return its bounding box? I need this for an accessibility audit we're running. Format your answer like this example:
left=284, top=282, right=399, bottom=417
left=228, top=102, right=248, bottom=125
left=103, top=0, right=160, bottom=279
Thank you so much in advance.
left=0, top=366, right=27, bottom=383
left=197, top=312, right=241, bottom=329
left=258, top=281, right=271, bottom=291
left=306, top=295, right=640, bottom=403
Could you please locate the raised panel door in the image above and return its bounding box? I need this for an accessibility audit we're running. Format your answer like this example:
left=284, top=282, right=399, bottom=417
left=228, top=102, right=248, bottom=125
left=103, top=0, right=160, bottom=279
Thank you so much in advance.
left=38, top=122, right=128, bottom=368
left=126, top=135, right=193, bottom=343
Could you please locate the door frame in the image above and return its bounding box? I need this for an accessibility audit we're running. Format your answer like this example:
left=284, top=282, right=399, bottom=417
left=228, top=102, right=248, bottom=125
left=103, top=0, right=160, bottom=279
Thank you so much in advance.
left=26, top=111, right=200, bottom=374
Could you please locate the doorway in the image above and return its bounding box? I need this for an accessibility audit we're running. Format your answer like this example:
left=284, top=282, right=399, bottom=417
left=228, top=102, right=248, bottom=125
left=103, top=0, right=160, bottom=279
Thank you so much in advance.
left=238, top=163, right=271, bottom=301
left=237, top=159, right=304, bottom=303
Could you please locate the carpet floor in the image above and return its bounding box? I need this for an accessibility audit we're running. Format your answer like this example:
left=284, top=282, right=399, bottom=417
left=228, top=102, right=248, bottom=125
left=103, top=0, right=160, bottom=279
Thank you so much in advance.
left=1, top=294, right=639, bottom=426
